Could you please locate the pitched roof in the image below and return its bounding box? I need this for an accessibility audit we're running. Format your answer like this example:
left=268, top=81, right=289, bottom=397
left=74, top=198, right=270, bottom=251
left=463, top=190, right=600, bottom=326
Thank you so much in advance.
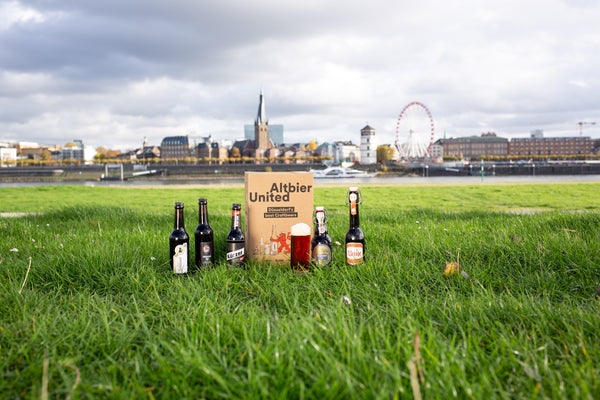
left=161, top=136, right=189, bottom=146
left=232, top=139, right=254, bottom=150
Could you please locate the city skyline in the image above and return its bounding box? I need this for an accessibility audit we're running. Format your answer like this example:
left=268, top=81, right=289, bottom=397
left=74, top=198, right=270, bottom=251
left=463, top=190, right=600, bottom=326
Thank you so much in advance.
left=1, top=0, right=600, bottom=150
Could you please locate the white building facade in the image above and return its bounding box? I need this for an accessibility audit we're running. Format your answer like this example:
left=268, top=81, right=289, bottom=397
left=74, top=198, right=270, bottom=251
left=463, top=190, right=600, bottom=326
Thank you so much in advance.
left=334, top=141, right=361, bottom=164
left=360, top=125, right=377, bottom=164
left=0, top=147, right=17, bottom=167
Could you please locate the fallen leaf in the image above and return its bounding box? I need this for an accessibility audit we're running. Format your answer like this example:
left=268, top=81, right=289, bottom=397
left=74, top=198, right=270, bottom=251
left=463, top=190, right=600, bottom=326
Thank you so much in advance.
left=443, top=261, right=460, bottom=277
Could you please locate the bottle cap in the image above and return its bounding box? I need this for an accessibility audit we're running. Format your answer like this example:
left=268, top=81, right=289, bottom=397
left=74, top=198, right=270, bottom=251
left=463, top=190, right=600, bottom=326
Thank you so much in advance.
left=345, top=187, right=362, bottom=205
left=198, top=198, right=207, bottom=205
left=175, top=202, right=184, bottom=208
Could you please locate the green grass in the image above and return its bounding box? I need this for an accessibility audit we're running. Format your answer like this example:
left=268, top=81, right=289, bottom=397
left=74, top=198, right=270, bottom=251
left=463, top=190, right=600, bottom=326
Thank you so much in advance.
left=1, top=183, right=600, bottom=398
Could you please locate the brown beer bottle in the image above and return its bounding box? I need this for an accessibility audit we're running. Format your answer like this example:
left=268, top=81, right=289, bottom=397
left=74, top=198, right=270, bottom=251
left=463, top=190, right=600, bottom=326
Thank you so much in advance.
left=194, top=198, right=214, bottom=268
left=345, top=187, right=365, bottom=265
left=226, top=203, right=245, bottom=266
left=311, top=206, right=332, bottom=266
left=169, top=202, right=190, bottom=274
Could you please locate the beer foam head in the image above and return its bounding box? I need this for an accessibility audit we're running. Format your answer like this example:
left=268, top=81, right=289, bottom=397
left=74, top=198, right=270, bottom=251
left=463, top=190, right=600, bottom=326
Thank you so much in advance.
left=291, top=222, right=311, bottom=236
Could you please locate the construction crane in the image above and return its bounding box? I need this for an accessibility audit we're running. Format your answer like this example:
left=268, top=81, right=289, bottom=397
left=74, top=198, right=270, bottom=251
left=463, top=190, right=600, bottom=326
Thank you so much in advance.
left=578, top=121, right=596, bottom=136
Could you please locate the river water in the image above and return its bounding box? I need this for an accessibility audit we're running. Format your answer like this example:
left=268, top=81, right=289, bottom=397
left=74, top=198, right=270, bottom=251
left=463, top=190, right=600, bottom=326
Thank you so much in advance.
left=1, top=174, right=600, bottom=187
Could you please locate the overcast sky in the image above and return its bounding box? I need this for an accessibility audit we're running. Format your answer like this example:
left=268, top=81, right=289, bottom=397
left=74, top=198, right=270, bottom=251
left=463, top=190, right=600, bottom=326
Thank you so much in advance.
left=1, top=0, right=599, bottom=150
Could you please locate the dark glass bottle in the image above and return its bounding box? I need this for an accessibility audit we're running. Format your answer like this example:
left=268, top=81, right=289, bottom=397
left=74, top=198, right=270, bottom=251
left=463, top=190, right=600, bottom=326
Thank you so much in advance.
left=311, top=206, right=332, bottom=266
left=345, top=187, right=365, bottom=265
left=226, top=203, right=245, bottom=266
left=194, top=198, right=214, bottom=269
left=170, top=202, right=190, bottom=274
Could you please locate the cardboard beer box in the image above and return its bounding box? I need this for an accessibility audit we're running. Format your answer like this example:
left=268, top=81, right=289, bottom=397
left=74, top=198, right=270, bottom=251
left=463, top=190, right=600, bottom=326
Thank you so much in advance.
left=245, top=172, right=314, bottom=263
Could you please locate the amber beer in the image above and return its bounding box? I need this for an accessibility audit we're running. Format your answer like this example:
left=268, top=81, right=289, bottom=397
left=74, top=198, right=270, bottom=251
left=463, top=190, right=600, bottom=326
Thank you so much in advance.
left=290, top=222, right=311, bottom=271
left=345, top=187, right=365, bottom=265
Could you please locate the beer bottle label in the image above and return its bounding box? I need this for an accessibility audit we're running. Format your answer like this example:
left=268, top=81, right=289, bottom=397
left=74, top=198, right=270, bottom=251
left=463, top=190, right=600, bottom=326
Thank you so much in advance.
left=226, top=241, right=245, bottom=265
left=199, top=241, right=213, bottom=266
left=232, top=209, right=241, bottom=227
left=346, top=242, right=364, bottom=264
left=173, top=243, right=188, bottom=274
left=313, top=243, right=332, bottom=266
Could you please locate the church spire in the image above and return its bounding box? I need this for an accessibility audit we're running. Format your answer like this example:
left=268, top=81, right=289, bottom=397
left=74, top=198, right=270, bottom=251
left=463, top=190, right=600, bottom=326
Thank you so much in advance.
left=255, top=88, right=267, bottom=126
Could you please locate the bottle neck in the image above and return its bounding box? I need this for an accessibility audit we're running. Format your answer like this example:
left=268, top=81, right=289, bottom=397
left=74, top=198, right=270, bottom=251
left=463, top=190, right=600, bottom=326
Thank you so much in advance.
left=315, top=212, right=328, bottom=235
left=199, top=203, right=209, bottom=225
left=231, top=209, right=241, bottom=230
left=349, top=202, right=360, bottom=228
left=174, top=208, right=185, bottom=230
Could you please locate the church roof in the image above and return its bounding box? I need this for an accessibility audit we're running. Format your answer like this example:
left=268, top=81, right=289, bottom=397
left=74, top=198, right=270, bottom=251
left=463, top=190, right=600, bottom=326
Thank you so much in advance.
left=232, top=139, right=254, bottom=150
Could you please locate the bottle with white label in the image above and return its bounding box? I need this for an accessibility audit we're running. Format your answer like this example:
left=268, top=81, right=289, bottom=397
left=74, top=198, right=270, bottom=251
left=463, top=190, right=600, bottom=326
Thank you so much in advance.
left=194, top=198, right=214, bottom=269
left=345, top=187, right=365, bottom=265
left=170, top=202, right=190, bottom=274
left=226, top=203, right=245, bottom=267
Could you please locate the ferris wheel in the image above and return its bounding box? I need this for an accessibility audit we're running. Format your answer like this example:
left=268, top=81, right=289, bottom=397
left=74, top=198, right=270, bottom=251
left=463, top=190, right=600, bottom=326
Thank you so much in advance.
left=394, top=102, right=435, bottom=161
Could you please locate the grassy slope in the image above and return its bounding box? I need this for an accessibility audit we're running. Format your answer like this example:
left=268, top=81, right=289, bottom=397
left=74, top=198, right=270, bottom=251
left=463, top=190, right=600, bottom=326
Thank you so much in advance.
left=1, top=181, right=599, bottom=213
left=0, top=183, right=599, bottom=398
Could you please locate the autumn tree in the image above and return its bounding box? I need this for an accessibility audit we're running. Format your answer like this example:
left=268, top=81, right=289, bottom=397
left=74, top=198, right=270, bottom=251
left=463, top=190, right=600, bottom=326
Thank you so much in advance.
left=105, top=149, right=121, bottom=159
left=377, top=145, right=395, bottom=163
left=230, top=147, right=241, bottom=159
left=40, top=149, right=52, bottom=161
left=95, top=146, right=121, bottom=161
left=307, top=140, right=317, bottom=151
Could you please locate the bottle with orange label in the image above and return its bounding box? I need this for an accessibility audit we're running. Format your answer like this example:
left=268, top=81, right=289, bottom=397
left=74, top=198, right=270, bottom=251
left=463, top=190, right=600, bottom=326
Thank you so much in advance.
left=345, top=187, right=365, bottom=265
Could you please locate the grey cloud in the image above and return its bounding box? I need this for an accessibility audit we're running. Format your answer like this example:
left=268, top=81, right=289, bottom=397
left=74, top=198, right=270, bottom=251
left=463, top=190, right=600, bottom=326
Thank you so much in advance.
left=1, top=0, right=600, bottom=149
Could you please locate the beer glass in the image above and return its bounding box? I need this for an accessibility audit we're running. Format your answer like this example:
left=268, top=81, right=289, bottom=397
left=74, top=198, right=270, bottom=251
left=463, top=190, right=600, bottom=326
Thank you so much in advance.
left=290, top=223, right=311, bottom=271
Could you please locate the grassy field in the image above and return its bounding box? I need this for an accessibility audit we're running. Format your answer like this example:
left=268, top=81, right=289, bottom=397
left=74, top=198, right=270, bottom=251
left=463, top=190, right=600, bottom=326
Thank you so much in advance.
left=1, top=182, right=599, bottom=399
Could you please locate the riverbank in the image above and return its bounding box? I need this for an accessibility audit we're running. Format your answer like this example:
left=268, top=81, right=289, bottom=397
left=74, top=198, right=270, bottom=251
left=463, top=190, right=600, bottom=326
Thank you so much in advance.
left=3, top=161, right=600, bottom=184
left=3, top=162, right=600, bottom=187
left=2, top=174, right=600, bottom=188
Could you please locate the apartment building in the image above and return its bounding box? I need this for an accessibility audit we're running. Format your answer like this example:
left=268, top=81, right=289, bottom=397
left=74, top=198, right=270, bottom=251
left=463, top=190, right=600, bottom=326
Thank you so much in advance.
left=509, top=136, right=594, bottom=156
